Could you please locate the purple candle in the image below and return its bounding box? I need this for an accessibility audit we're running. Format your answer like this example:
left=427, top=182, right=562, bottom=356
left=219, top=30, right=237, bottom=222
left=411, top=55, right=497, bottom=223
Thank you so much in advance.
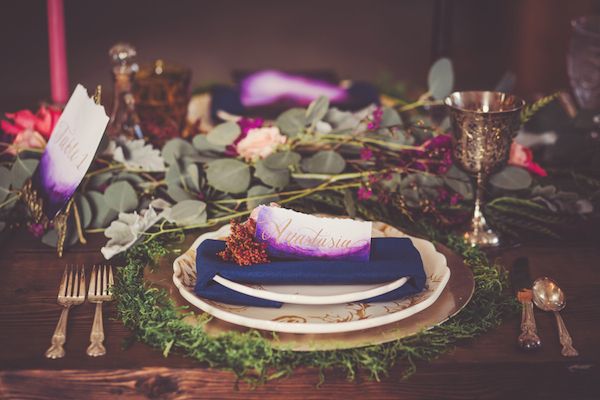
left=47, top=0, right=69, bottom=105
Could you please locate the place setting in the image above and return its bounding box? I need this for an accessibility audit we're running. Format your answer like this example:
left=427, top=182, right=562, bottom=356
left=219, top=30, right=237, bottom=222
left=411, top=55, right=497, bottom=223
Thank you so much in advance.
left=1, top=4, right=598, bottom=396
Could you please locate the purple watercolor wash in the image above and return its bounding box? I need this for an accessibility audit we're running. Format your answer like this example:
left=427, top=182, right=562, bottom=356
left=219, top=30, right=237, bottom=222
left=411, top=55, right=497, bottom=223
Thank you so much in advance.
left=240, top=70, right=348, bottom=107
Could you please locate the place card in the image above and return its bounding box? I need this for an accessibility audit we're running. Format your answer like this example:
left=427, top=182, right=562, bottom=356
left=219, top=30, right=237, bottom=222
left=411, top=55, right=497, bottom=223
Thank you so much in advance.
left=254, top=205, right=372, bottom=261
left=31, top=84, right=109, bottom=218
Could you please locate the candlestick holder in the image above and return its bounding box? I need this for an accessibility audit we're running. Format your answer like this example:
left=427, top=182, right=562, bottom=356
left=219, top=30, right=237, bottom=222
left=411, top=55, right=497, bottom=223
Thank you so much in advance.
left=106, top=43, right=144, bottom=140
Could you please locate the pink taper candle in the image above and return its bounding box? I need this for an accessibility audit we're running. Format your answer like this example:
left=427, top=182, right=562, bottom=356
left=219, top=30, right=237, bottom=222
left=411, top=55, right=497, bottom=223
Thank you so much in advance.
left=47, top=0, right=69, bottom=105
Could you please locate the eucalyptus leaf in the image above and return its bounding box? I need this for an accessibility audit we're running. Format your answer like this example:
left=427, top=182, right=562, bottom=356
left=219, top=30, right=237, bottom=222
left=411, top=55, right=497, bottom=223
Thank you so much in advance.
left=416, top=173, right=444, bottom=188
left=0, top=167, right=12, bottom=202
left=263, top=151, right=301, bottom=170
left=104, top=181, right=138, bottom=212
left=380, top=173, right=403, bottom=192
left=192, top=134, right=226, bottom=153
left=294, top=177, right=321, bottom=189
left=206, top=121, right=241, bottom=146
left=87, top=171, right=114, bottom=190
left=427, top=57, right=454, bottom=100
left=254, top=161, right=290, bottom=189
left=489, top=166, right=533, bottom=190
left=185, top=163, right=201, bottom=192
left=205, top=159, right=251, bottom=194
left=325, top=108, right=360, bottom=131
left=167, top=184, right=195, bottom=202
left=247, top=185, right=279, bottom=210
left=162, top=138, right=197, bottom=165
left=302, top=150, right=346, bottom=174
left=165, top=163, right=181, bottom=185
left=443, top=166, right=473, bottom=200
left=400, top=186, right=420, bottom=208
left=276, top=108, right=307, bottom=136
left=306, top=96, right=329, bottom=126
left=41, top=220, right=78, bottom=248
left=169, top=200, right=207, bottom=226
left=10, top=157, right=39, bottom=189
left=75, top=194, right=92, bottom=229
left=112, top=172, right=145, bottom=188
left=343, top=189, right=356, bottom=218
left=381, top=107, right=402, bottom=128
left=86, top=191, right=119, bottom=228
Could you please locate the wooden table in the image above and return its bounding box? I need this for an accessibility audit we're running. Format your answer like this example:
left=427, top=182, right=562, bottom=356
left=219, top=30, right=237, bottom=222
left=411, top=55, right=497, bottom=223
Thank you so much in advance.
left=0, top=230, right=599, bottom=399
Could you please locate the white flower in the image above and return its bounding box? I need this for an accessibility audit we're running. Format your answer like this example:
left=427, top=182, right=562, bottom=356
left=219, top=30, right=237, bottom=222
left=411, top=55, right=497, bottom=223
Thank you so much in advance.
left=113, top=139, right=166, bottom=172
left=235, top=126, right=286, bottom=161
left=101, top=199, right=171, bottom=259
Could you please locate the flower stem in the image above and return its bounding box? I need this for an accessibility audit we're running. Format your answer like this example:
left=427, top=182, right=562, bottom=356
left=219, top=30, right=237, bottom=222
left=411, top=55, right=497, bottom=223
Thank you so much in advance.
left=0, top=193, right=20, bottom=209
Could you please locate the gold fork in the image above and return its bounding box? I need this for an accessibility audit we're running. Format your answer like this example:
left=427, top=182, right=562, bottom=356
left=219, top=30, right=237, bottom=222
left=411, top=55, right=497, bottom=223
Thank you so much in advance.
left=86, top=265, right=114, bottom=357
left=45, top=265, right=86, bottom=359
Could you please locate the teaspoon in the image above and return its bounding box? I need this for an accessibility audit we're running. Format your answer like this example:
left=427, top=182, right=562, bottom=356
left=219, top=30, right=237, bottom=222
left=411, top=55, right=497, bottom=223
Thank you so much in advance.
left=532, top=277, right=579, bottom=357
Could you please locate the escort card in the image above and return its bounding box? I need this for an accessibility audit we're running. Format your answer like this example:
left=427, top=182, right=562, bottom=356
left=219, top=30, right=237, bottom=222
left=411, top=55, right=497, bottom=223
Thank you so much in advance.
left=254, top=206, right=372, bottom=261
left=32, top=84, right=109, bottom=218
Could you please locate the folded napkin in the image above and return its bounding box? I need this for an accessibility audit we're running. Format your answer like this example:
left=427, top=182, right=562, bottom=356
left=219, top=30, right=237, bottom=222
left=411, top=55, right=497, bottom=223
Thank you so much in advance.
left=194, top=237, right=426, bottom=308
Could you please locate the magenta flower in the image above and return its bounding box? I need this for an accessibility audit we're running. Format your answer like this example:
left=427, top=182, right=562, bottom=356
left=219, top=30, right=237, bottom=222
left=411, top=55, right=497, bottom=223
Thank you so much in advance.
left=357, top=186, right=373, bottom=200
left=360, top=147, right=373, bottom=161
left=367, top=107, right=383, bottom=130
left=27, top=223, right=46, bottom=238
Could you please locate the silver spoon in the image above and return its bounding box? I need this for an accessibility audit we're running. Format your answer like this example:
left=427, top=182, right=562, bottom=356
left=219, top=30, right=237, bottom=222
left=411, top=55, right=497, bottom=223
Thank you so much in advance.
left=532, top=277, right=579, bottom=357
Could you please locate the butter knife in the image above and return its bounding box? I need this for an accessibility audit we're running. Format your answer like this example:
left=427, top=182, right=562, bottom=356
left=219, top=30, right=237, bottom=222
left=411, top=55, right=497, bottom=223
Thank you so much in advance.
left=511, top=257, right=542, bottom=350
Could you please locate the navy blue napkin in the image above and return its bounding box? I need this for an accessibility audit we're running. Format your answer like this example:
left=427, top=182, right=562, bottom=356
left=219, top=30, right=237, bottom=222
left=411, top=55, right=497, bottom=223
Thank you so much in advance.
left=194, top=237, right=426, bottom=308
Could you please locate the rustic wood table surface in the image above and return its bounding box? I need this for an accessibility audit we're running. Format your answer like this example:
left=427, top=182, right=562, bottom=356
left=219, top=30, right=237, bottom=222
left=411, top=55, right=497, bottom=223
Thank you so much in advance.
left=0, top=230, right=599, bottom=399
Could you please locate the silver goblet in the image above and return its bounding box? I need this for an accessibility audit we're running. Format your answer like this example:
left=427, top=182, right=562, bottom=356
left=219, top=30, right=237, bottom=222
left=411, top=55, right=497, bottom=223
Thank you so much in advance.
left=445, top=91, right=524, bottom=247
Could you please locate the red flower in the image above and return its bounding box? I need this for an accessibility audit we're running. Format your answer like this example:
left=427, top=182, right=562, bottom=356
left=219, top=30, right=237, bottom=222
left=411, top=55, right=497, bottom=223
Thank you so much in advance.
left=508, top=142, right=547, bottom=177
left=1, top=106, right=61, bottom=139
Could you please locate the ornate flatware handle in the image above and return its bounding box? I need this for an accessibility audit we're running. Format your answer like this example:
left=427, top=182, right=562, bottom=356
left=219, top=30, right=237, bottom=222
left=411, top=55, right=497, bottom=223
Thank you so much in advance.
left=518, top=301, right=542, bottom=350
left=87, top=302, right=106, bottom=357
left=45, top=306, right=70, bottom=359
left=554, top=311, right=579, bottom=357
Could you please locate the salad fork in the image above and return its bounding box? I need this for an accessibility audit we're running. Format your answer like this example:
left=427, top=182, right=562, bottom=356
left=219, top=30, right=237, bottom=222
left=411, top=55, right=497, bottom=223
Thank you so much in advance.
left=86, top=265, right=114, bottom=357
left=45, top=265, right=86, bottom=359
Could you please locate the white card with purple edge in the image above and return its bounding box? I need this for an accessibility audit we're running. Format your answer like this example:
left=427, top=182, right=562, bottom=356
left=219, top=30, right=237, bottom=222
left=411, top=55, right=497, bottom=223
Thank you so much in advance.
left=31, top=84, right=109, bottom=218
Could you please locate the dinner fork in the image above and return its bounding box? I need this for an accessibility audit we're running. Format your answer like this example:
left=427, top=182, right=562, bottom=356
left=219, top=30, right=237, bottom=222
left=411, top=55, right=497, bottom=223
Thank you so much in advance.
left=45, top=265, right=86, bottom=359
left=86, top=265, right=114, bottom=357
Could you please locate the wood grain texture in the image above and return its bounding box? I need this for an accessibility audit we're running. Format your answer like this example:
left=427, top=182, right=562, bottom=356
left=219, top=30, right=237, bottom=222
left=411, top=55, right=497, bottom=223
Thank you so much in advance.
left=0, top=230, right=599, bottom=399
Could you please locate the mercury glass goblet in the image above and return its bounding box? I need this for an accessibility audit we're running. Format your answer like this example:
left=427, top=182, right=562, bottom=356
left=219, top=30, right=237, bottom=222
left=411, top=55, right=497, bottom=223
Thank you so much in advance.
left=445, top=91, right=525, bottom=247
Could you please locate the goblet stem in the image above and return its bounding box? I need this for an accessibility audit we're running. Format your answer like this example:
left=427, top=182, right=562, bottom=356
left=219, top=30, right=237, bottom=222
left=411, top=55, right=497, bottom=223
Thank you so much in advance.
left=463, top=172, right=500, bottom=247
left=472, top=172, right=484, bottom=236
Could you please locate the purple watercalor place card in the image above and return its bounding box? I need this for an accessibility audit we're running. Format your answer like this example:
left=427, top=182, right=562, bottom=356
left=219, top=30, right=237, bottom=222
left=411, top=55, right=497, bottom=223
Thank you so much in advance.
left=239, top=70, right=348, bottom=107
left=254, top=206, right=372, bottom=261
left=32, top=84, right=109, bottom=218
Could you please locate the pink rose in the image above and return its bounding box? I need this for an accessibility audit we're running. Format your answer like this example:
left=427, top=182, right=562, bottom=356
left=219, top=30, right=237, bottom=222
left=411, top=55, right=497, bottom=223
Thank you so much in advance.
left=2, top=105, right=61, bottom=139
left=6, top=129, right=47, bottom=155
left=508, top=142, right=547, bottom=177
left=235, top=126, right=286, bottom=161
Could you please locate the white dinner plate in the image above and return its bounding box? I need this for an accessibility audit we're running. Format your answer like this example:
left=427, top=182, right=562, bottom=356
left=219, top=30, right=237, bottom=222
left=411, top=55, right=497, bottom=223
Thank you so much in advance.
left=172, top=222, right=451, bottom=334
left=213, top=274, right=408, bottom=305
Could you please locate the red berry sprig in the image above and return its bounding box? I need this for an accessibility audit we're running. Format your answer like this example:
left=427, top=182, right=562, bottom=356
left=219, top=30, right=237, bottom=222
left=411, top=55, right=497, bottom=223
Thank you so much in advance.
left=218, top=219, right=270, bottom=266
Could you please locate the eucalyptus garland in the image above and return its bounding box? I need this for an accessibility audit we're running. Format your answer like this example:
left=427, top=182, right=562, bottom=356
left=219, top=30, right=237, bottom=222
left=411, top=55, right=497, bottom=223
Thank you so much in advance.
left=113, top=200, right=518, bottom=385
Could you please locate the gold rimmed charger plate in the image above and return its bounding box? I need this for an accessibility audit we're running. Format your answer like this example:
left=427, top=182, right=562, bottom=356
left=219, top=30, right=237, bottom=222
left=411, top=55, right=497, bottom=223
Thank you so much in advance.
left=146, top=222, right=474, bottom=351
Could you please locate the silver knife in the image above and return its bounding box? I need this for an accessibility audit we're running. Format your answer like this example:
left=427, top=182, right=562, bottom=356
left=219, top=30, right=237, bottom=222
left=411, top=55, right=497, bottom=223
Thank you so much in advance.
left=511, top=257, right=542, bottom=350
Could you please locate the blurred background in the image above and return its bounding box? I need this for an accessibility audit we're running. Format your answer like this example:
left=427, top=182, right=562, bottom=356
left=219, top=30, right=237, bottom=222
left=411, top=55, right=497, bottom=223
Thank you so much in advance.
left=0, top=0, right=599, bottom=113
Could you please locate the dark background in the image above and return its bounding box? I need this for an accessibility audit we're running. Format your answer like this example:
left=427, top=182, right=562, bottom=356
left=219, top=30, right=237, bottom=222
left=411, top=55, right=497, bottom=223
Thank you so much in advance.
left=0, top=0, right=598, bottom=113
